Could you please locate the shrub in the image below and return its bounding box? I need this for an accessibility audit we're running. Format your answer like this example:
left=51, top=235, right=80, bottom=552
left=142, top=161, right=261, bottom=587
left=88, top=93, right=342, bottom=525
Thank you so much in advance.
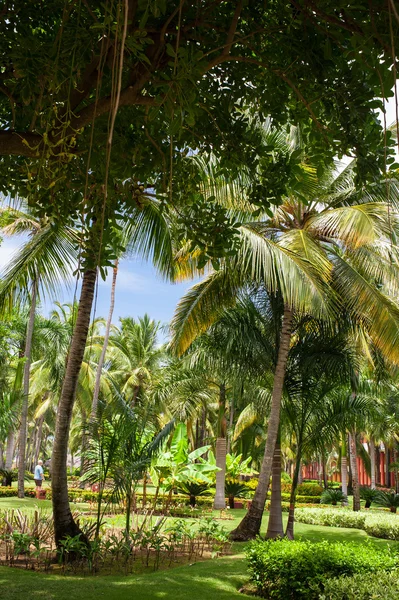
left=321, top=570, right=399, bottom=599
left=359, top=487, right=380, bottom=509
left=375, top=491, right=399, bottom=513
left=363, top=514, right=399, bottom=541
left=295, top=507, right=399, bottom=542
left=246, top=538, right=397, bottom=599
left=281, top=471, right=292, bottom=483
left=295, top=508, right=366, bottom=530
left=320, top=489, right=347, bottom=506
left=224, top=480, right=249, bottom=508
left=297, top=483, right=324, bottom=496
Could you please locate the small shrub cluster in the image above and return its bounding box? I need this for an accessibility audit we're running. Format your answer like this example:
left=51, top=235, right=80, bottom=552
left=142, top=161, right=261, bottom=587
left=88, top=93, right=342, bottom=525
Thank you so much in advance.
left=295, top=508, right=366, bottom=530
left=295, top=507, right=399, bottom=541
left=320, top=570, right=399, bottom=599
left=280, top=483, right=323, bottom=496
left=246, top=538, right=398, bottom=599
left=0, top=509, right=230, bottom=575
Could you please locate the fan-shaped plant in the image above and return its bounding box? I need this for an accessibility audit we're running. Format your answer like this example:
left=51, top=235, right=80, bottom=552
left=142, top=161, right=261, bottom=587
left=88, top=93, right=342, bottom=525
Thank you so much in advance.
left=176, top=481, right=212, bottom=507
left=225, top=480, right=249, bottom=509
left=320, top=489, right=347, bottom=506
left=376, top=491, right=399, bottom=513
left=359, top=487, right=380, bottom=509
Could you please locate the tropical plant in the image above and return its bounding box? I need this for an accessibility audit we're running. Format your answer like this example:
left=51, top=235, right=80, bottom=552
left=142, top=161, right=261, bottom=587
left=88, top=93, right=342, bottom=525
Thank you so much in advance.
left=170, top=133, right=399, bottom=540
left=320, top=489, right=348, bottom=506
left=376, top=491, right=399, bottom=513
left=224, top=480, right=249, bottom=510
left=176, top=481, right=212, bottom=508
left=360, top=487, right=380, bottom=509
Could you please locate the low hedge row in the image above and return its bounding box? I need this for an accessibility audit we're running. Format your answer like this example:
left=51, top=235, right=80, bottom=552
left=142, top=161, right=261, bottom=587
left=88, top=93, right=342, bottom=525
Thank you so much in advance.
left=321, top=570, right=399, bottom=599
left=246, top=538, right=398, bottom=599
left=280, top=483, right=323, bottom=496
left=295, top=507, right=399, bottom=542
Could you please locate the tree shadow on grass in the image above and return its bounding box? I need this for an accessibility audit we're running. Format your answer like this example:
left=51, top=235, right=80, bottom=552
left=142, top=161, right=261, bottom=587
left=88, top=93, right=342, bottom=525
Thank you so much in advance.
left=0, top=554, right=249, bottom=600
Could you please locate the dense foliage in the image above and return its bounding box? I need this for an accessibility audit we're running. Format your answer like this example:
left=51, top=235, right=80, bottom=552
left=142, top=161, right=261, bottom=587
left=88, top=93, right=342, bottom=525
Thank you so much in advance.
left=246, top=538, right=398, bottom=599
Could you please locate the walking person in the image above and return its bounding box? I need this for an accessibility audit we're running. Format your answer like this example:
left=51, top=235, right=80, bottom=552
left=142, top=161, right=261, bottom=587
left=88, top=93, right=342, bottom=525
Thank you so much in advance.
left=34, top=459, right=45, bottom=490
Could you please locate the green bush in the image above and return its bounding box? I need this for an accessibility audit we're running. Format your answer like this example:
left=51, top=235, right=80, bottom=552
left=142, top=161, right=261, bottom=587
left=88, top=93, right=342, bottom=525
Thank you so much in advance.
left=295, top=508, right=366, bottom=530
left=281, top=492, right=321, bottom=504
left=295, top=507, right=399, bottom=541
left=0, top=486, right=37, bottom=498
left=320, top=489, right=347, bottom=506
left=246, top=538, right=397, bottom=599
left=321, top=570, right=399, bottom=599
left=359, top=487, right=380, bottom=509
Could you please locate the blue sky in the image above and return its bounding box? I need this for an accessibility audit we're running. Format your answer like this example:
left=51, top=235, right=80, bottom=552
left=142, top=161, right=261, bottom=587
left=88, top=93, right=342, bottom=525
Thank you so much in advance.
left=0, top=235, right=195, bottom=332
left=0, top=100, right=397, bottom=334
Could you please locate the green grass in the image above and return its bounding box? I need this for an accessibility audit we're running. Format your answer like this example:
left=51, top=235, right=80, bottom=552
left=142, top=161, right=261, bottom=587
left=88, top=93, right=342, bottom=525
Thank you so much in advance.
left=0, top=501, right=397, bottom=600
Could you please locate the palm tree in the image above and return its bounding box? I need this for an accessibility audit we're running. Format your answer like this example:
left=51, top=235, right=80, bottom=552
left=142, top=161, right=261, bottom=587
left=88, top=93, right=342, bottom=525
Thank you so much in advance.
left=170, top=130, right=399, bottom=539
left=0, top=200, right=78, bottom=496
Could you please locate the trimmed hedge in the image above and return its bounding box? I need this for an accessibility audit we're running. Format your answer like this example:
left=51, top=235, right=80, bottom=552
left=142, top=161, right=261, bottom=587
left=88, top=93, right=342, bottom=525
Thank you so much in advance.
left=280, top=482, right=323, bottom=496
left=246, top=538, right=398, bottom=599
left=321, top=570, right=399, bottom=599
left=296, top=507, right=399, bottom=542
left=0, top=486, right=37, bottom=498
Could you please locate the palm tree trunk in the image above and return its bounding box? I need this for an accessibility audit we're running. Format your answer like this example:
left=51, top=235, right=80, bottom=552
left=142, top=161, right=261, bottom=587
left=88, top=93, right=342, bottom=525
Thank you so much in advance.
left=91, top=259, right=118, bottom=418
left=286, top=442, right=303, bottom=540
left=349, top=431, right=360, bottom=511
left=214, top=437, right=227, bottom=509
left=52, top=268, right=97, bottom=546
left=227, top=396, right=234, bottom=455
left=34, top=416, right=44, bottom=467
left=230, top=305, right=293, bottom=541
left=266, top=436, right=283, bottom=539
left=18, top=277, right=38, bottom=498
left=341, top=434, right=348, bottom=497
left=369, top=438, right=376, bottom=489
left=214, top=383, right=227, bottom=510
left=5, top=429, right=15, bottom=469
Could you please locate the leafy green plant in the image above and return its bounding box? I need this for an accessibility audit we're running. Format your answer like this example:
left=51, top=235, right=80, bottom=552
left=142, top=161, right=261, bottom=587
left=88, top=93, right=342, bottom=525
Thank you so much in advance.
left=320, top=489, right=347, bottom=506
left=359, top=487, right=380, bottom=509
left=176, top=481, right=212, bottom=507
left=246, top=538, right=397, bottom=599
left=376, top=491, right=399, bottom=513
left=321, top=570, right=399, bottom=599
left=225, top=480, right=249, bottom=509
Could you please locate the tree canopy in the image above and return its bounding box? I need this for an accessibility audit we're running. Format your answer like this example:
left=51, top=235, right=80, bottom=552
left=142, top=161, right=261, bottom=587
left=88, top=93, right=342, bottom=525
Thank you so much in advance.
left=1, top=1, right=398, bottom=265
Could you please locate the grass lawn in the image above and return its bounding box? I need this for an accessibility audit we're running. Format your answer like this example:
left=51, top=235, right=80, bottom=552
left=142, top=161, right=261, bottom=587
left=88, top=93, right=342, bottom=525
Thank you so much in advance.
left=0, top=500, right=397, bottom=600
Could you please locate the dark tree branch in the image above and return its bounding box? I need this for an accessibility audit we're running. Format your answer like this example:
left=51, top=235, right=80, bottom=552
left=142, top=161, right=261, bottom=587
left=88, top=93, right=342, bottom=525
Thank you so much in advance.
left=0, top=131, right=43, bottom=157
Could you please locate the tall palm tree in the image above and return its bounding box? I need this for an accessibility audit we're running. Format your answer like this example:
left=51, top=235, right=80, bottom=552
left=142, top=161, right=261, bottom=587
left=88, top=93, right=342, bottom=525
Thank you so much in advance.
left=0, top=200, right=78, bottom=496
left=170, top=132, right=399, bottom=539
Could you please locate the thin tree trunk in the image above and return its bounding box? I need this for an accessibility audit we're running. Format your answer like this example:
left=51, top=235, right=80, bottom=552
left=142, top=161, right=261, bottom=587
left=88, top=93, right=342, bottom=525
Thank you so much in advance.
left=322, top=455, right=328, bottom=489
left=341, top=434, right=348, bottom=505
left=5, top=430, right=15, bottom=469
left=91, top=259, right=118, bottom=419
left=286, top=442, right=303, bottom=540
left=214, top=437, right=227, bottom=509
left=52, top=268, right=97, bottom=546
left=369, top=438, right=376, bottom=490
left=34, top=416, right=44, bottom=467
left=349, top=431, right=360, bottom=511
left=199, top=408, right=206, bottom=447
left=18, top=277, right=38, bottom=498
left=230, top=305, right=293, bottom=541
left=394, top=447, right=399, bottom=494
left=0, top=444, right=4, bottom=469
left=214, top=383, right=227, bottom=510
left=79, top=410, right=88, bottom=488
left=266, top=436, right=283, bottom=539
left=227, top=396, right=234, bottom=455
